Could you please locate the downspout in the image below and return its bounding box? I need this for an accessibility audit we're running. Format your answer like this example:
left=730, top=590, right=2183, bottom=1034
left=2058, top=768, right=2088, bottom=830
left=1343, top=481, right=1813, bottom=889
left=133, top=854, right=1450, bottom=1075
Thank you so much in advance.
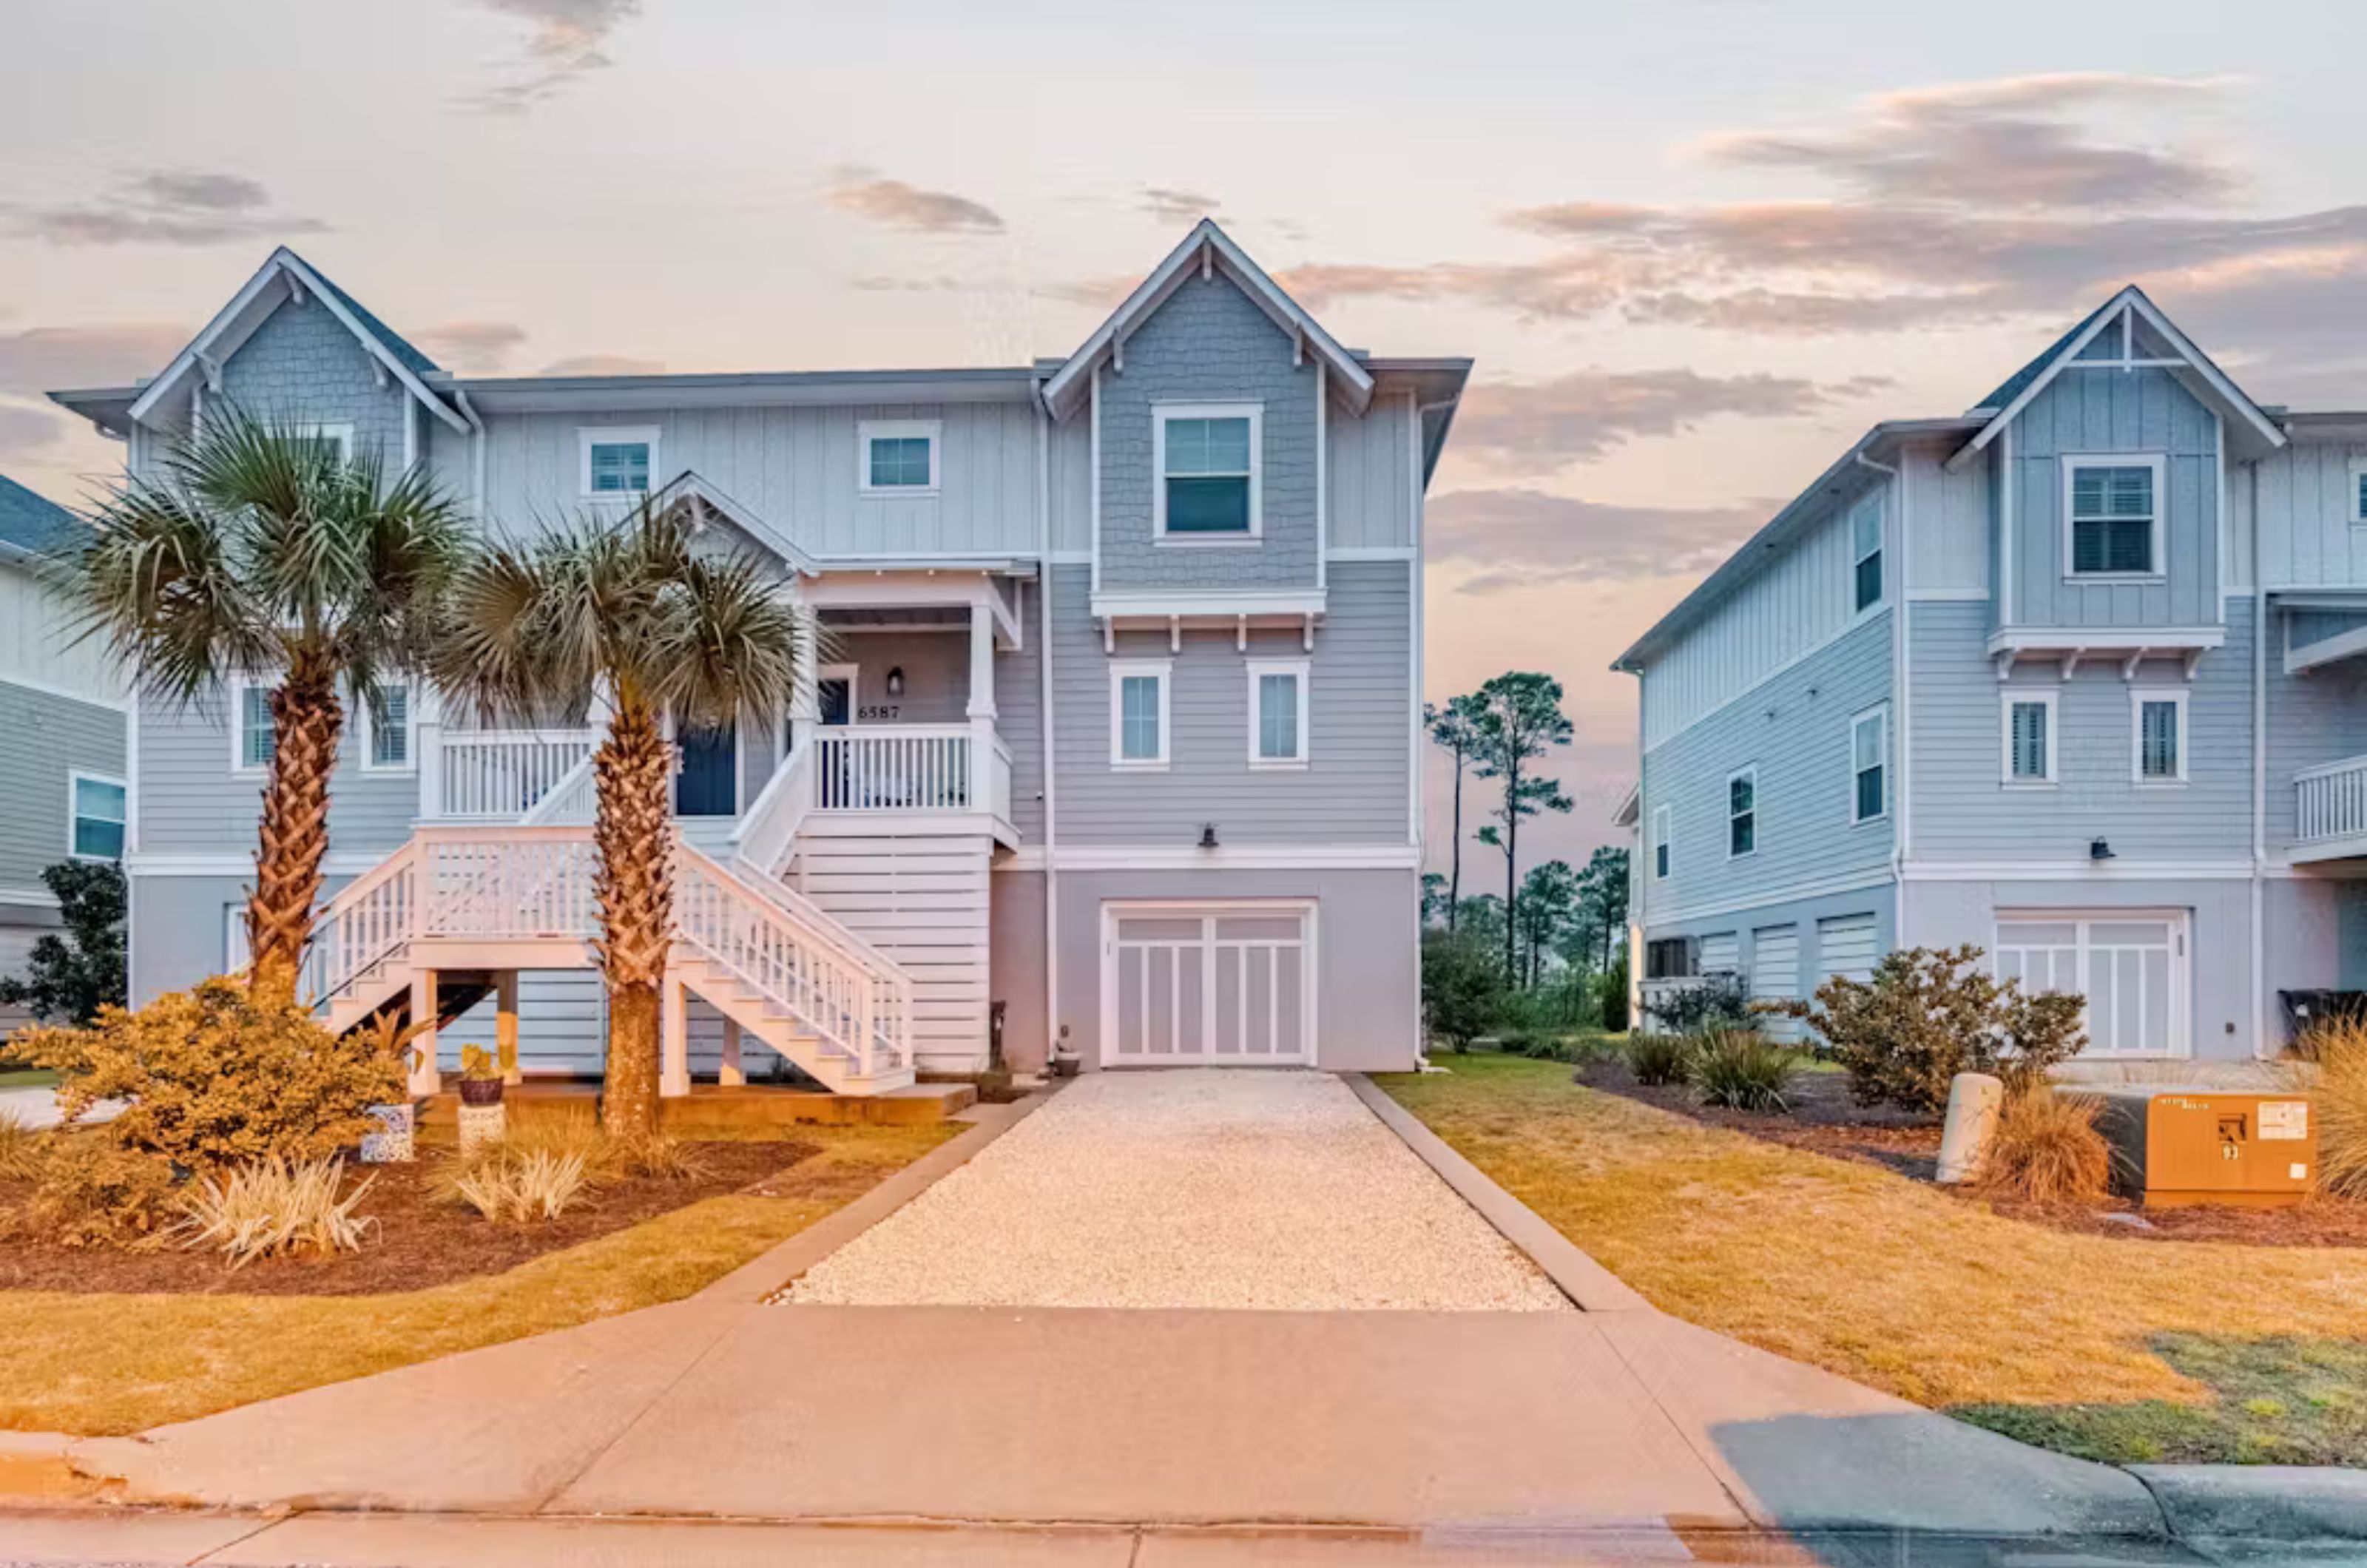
left=2252, top=456, right=2268, bottom=1058
left=1854, top=447, right=1907, bottom=920
left=1035, top=378, right=1059, bottom=1076
left=453, top=388, right=487, bottom=524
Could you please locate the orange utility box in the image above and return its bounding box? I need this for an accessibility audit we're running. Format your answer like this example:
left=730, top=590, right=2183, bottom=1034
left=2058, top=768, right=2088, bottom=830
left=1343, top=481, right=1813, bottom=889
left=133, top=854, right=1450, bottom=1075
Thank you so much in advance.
left=2087, top=1087, right=2316, bottom=1208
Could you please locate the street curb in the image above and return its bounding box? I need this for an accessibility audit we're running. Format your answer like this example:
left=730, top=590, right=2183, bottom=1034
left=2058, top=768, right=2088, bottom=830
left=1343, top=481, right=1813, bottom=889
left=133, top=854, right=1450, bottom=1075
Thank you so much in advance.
left=1344, top=1072, right=1652, bottom=1313
left=696, top=1084, right=1059, bottom=1304
left=2132, top=1464, right=2367, bottom=1543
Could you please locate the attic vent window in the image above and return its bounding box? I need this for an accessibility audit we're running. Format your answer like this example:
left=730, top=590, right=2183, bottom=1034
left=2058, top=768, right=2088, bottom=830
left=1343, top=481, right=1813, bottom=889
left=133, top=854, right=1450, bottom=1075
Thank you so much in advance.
left=1155, top=404, right=1260, bottom=540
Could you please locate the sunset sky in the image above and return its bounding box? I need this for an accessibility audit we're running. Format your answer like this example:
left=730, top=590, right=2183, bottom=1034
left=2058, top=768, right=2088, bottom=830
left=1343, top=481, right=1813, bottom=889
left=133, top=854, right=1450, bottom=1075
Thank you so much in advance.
left=5, top=0, right=2363, bottom=878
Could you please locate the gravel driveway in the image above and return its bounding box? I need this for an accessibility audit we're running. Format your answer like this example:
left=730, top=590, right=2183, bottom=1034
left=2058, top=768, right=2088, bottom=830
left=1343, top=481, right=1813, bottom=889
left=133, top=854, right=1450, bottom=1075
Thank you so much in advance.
left=783, top=1069, right=1570, bottom=1311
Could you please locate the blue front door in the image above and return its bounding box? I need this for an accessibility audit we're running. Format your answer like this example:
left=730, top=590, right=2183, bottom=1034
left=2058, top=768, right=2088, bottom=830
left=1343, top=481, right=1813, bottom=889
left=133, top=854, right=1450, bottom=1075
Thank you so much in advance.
left=675, top=722, right=737, bottom=817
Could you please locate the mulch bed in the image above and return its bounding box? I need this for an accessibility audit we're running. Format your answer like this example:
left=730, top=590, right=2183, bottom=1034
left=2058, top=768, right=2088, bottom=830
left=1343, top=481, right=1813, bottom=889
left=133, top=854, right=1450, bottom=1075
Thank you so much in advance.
left=1574, top=1058, right=2367, bottom=1248
left=0, top=1138, right=817, bottom=1297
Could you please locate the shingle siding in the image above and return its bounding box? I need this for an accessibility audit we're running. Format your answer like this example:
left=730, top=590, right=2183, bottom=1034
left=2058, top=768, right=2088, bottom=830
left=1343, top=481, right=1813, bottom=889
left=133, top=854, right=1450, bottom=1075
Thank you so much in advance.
left=217, top=294, right=412, bottom=465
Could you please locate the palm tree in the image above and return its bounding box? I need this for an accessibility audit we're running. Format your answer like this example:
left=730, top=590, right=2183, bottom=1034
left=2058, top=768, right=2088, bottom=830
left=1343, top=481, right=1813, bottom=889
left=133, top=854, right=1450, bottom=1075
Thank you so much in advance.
left=67, top=411, right=465, bottom=1006
left=433, top=500, right=813, bottom=1136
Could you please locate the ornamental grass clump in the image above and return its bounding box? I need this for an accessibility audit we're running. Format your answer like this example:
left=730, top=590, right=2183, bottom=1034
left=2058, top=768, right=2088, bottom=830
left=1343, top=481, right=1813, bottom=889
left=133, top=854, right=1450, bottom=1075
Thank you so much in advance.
left=0, top=1111, right=43, bottom=1181
left=1692, top=1029, right=1800, bottom=1113
left=1975, top=1088, right=2113, bottom=1205
left=450, top=1149, right=592, bottom=1224
left=1624, top=1032, right=1693, bottom=1087
left=2298, top=1018, right=2367, bottom=1200
left=169, top=1156, right=378, bottom=1268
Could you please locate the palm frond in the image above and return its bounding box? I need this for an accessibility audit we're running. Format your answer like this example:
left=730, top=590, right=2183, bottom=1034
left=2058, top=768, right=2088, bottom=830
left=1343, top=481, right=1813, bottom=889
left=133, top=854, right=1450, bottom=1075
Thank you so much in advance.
left=652, top=548, right=808, bottom=729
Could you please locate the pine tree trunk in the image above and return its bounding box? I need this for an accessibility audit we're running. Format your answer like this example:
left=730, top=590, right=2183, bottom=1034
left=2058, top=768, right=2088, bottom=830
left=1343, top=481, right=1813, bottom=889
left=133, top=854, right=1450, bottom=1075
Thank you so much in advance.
left=1502, top=767, right=1520, bottom=981
left=593, top=695, right=675, bottom=1138
left=246, top=646, right=342, bottom=1009
left=1447, top=756, right=1463, bottom=933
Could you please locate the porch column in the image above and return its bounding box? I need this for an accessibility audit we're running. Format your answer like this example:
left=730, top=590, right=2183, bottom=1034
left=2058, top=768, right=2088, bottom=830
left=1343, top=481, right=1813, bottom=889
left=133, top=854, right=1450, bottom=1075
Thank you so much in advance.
left=408, top=970, right=442, bottom=1098
left=718, top=1018, right=745, bottom=1087
left=968, top=600, right=996, bottom=813
left=661, top=971, right=691, bottom=1098
left=416, top=686, right=443, bottom=822
left=496, top=970, right=521, bottom=1085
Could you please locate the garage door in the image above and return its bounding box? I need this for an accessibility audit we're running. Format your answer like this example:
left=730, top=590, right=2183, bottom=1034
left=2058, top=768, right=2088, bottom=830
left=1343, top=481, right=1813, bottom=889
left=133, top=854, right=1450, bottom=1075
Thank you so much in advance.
left=1995, top=911, right=2188, bottom=1058
left=1104, top=904, right=1314, bottom=1065
left=1698, top=931, right=1740, bottom=976
left=1817, top=913, right=1879, bottom=984
left=1752, top=924, right=1800, bottom=1042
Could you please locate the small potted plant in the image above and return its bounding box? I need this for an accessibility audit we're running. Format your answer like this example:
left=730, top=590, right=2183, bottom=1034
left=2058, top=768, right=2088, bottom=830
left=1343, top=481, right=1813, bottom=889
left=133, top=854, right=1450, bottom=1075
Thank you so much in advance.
left=457, top=1045, right=507, bottom=1155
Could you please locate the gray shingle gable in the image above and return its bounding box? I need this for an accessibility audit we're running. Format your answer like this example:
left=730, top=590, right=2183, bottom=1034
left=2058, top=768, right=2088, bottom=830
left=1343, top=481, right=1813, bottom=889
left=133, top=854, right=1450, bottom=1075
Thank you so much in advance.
left=0, top=473, right=80, bottom=555
left=283, top=250, right=442, bottom=376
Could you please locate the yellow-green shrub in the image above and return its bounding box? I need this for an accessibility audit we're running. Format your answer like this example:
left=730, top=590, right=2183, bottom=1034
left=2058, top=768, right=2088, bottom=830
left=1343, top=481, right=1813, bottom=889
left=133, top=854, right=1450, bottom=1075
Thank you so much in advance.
left=18, top=1133, right=179, bottom=1246
left=18, top=976, right=402, bottom=1171
left=169, top=1156, right=378, bottom=1267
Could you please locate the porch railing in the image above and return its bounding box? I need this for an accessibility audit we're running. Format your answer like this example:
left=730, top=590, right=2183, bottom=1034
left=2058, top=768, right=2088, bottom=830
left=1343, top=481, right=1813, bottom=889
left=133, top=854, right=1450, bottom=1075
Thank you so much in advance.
left=811, top=723, right=1011, bottom=819
left=433, top=729, right=601, bottom=820
left=2296, top=754, right=2367, bottom=845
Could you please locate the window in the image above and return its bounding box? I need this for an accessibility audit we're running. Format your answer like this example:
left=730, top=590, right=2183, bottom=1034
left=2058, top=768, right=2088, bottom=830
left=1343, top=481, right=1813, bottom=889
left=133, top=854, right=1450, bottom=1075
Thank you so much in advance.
left=359, top=681, right=413, bottom=772
left=2063, top=456, right=2164, bottom=577
left=291, top=422, right=354, bottom=462
left=580, top=426, right=658, bottom=497
left=1652, top=803, right=1672, bottom=880
left=2132, top=688, right=2188, bottom=785
left=232, top=675, right=274, bottom=773
left=1110, top=660, right=1171, bottom=768
left=69, top=773, right=126, bottom=860
left=858, top=420, right=941, bottom=494
left=1155, top=403, right=1260, bottom=538
left=1644, top=936, right=1698, bottom=981
left=2002, top=690, right=2056, bottom=785
left=1247, top=659, right=1309, bottom=768
left=2350, top=459, right=2367, bottom=526
left=1727, top=767, right=1756, bottom=858
left=1851, top=708, right=1887, bottom=823
left=1850, top=494, right=1883, bottom=612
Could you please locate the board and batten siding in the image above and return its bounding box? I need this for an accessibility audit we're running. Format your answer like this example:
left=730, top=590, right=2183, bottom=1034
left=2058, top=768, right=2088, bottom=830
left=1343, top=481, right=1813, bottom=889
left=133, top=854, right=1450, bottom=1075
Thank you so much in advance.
left=2001, top=367, right=2220, bottom=629
left=0, top=683, right=124, bottom=893
left=1046, top=561, right=1409, bottom=845
left=2252, top=436, right=2367, bottom=588
left=1902, top=439, right=1991, bottom=598
left=1326, top=392, right=1414, bottom=550
left=0, top=563, right=121, bottom=705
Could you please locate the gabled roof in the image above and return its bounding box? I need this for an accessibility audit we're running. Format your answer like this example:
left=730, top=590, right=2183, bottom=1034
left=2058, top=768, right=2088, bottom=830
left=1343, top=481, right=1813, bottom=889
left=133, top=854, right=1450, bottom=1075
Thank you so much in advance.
left=126, top=247, right=468, bottom=435
left=654, top=471, right=818, bottom=577
left=1040, top=220, right=1374, bottom=421
left=0, top=473, right=80, bottom=561
left=1950, top=285, right=2286, bottom=470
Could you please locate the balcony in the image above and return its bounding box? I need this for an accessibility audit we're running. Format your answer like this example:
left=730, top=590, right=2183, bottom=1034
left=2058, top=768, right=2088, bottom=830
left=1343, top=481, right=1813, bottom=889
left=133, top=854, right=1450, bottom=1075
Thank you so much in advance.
left=2295, top=754, right=2367, bottom=861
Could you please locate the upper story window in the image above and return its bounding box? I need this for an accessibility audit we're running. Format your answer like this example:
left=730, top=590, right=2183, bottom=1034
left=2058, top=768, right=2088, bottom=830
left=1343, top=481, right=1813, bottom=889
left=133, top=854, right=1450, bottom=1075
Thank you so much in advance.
left=1110, top=660, right=1171, bottom=770
left=232, top=675, right=274, bottom=774
left=291, top=423, right=354, bottom=462
left=1247, top=659, right=1309, bottom=768
left=1851, top=706, right=1888, bottom=824
left=859, top=419, right=941, bottom=495
left=2063, top=456, right=2164, bottom=578
left=1155, top=403, right=1261, bottom=540
left=2003, top=690, right=2056, bottom=785
left=359, top=681, right=413, bottom=773
left=1850, top=495, right=1883, bottom=612
left=1651, top=803, right=1672, bottom=880
left=70, top=773, right=126, bottom=861
left=2349, top=459, right=2367, bottom=525
left=1727, top=767, right=1756, bottom=858
left=581, top=426, right=659, bottom=497
left=2133, top=688, right=2188, bottom=785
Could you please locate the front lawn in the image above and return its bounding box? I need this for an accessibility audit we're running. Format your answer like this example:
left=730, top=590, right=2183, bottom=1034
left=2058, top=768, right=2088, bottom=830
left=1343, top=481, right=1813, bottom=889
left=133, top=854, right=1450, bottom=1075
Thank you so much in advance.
left=1380, top=1052, right=2367, bottom=1466
left=0, top=1121, right=950, bottom=1436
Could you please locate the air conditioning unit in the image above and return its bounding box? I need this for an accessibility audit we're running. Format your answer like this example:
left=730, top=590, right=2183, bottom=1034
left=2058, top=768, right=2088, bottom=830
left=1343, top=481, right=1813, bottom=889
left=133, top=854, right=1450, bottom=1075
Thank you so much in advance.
left=2087, top=1087, right=2315, bottom=1209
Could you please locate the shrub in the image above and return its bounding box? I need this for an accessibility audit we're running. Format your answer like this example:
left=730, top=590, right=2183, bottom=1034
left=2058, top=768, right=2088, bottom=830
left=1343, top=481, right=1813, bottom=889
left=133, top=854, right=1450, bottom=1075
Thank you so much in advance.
left=1496, top=1030, right=1573, bottom=1063
left=1778, top=944, right=2086, bottom=1114
left=18, top=976, right=402, bottom=1171
left=0, top=1112, right=43, bottom=1181
left=2303, top=1020, right=2367, bottom=1200
left=1594, top=958, right=1630, bottom=1034
left=612, top=1132, right=712, bottom=1182
left=449, top=1149, right=592, bottom=1223
left=1975, top=1088, right=2112, bottom=1204
left=1625, top=1032, right=1694, bottom=1087
left=169, top=1156, right=377, bottom=1268
left=1422, top=928, right=1506, bottom=1053
left=0, top=861, right=126, bottom=1027
left=19, top=1135, right=178, bottom=1246
left=1693, top=1029, right=1800, bottom=1113
left=1650, top=973, right=1752, bottom=1034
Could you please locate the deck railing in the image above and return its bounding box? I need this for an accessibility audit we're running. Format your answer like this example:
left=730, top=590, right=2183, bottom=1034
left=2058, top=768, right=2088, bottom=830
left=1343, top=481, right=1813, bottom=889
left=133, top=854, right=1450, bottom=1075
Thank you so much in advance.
left=2297, top=754, right=2367, bottom=845
left=433, top=729, right=601, bottom=820
left=810, top=723, right=1011, bottom=820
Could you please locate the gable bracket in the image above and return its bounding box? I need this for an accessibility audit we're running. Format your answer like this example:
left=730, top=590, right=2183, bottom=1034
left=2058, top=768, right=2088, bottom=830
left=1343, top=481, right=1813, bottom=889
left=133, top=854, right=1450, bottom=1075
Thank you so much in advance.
left=285, top=273, right=307, bottom=308
left=1169, top=615, right=1181, bottom=655
left=1302, top=612, right=1314, bottom=653
left=1236, top=615, right=1248, bottom=652
left=2059, top=651, right=2083, bottom=683
left=194, top=351, right=223, bottom=396
left=1993, top=650, right=2018, bottom=683
left=2184, top=646, right=2206, bottom=681
left=2120, top=646, right=2150, bottom=681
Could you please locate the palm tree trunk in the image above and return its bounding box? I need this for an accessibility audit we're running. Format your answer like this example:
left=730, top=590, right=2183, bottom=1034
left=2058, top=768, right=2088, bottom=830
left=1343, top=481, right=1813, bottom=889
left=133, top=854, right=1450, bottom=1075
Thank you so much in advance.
left=592, top=693, right=675, bottom=1138
left=246, top=646, right=342, bottom=1008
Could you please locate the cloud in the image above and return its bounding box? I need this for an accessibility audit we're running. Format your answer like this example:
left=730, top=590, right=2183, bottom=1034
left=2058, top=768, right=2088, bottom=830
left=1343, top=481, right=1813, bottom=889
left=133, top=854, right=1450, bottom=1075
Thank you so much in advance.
left=823, top=172, right=1004, bottom=235
left=4, top=169, right=323, bottom=247
left=413, top=321, right=530, bottom=373
left=0, top=402, right=60, bottom=459
left=1139, top=187, right=1218, bottom=224
left=1033, top=273, right=1140, bottom=309
left=538, top=354, right=665, bottom=376
left=0, top=322, right=188, bottom=396
left=1453, top=368, right=1892, bottom=472
left=467, top=0, right=639, bottom=112
left=1426, top=487, right=1769, bottom=592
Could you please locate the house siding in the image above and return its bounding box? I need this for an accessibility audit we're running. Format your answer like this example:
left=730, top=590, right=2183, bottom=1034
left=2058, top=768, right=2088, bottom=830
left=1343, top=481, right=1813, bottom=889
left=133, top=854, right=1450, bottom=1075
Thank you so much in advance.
left=0, top=682, right=125, bottom=896
left=135, top=685, right=417, bottom=857
left=2254, top=436, right=2367, bottom=588
left=1327, top=392, right=1414, bottom=550
left=216, top=294, right=413, bottom=465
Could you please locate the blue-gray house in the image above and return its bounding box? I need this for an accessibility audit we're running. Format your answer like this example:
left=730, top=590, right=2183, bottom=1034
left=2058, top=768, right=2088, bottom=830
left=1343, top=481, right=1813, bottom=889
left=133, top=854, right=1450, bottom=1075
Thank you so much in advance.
left=1617, top=287, right=2367, bottom=1067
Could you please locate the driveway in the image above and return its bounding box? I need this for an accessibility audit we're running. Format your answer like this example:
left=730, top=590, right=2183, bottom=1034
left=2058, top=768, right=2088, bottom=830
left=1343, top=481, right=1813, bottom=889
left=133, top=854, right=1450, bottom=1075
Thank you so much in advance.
left=784, top=1068, right=1570, bottom=1311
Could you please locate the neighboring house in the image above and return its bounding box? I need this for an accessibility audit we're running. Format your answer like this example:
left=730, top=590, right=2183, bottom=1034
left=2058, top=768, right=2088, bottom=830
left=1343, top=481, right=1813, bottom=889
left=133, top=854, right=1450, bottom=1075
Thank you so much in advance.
left=1616, top=285, right=2367, bottom=1067
left=0, top=476, right=129, bottom=1035
left=50, top=222, right=1462, bottom=1093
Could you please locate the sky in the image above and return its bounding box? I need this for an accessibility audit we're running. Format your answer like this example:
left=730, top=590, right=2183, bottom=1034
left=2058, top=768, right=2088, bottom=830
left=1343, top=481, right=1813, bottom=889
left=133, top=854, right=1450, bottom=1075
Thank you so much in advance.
left=4, top=0, right=2364, bottom=882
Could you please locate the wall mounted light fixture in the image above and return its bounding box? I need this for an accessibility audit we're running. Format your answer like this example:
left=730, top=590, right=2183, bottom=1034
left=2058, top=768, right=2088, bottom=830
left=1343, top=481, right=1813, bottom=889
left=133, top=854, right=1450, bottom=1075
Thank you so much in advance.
left=885, top=666, right=905, bottom=697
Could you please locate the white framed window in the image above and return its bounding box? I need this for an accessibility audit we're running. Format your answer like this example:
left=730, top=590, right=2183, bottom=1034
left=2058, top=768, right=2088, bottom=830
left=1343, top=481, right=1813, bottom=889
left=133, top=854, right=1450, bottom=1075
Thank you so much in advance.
left=2131, top=687, right=2189, bottom=785
left=230, top=673, right=274, bottom=774
left=2002, top=689, right=2057, bottom=785
left=2062, top=454, right=2165, bottom=579
left=1154, top=402, right=1261, bottom=541
left=579, top=425, right=659, bottom=498
left=1850, top=706, right=1888, bottom=824
left=1246, top=658, right=1309, bottom=768
left=358, top=680, right=414, bottom=773
left=291, top=422, right=354, bottom=462
left=1726, top=766, right=1756, bottom=858
left=1849, top=493, right=1883, bottom=613
left=68, top=772, right=126, bottom=861
left=857, top=419, right=941, bottom=495
left=1110, top=660, right=1172, bottom=769
left=1651, top=803, right=1672, bottom=881
left=2349, top=458, right=2367, bottom=526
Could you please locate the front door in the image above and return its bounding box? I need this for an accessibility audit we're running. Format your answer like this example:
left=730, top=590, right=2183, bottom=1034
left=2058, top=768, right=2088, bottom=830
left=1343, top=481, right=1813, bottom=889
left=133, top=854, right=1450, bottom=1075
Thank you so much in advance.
left=675, top=722, right=737, bottom=817
left=1103, top=904, right=1314, bottom=1065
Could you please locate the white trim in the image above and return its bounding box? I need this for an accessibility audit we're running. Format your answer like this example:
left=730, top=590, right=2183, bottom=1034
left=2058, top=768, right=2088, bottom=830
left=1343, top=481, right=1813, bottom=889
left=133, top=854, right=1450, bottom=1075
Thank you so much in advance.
left=2001, top=688, right=2058, bottom=785
left=1109, top=658, right=1172, bottom=770
left=0, top=672, right=130, bottom=714
left=1908, top=587, right=1991, bottom=602
left=1329, top=545, right=1417, bottom=562
left=1642, top=865, right=1895, bottom=927
left=67, top=770, right=126, bottom=862
left=293, top=422, right=354, bottom=462
left=355, top=679, right=416, bottom=774
left=1849, top=704, right=1888, bottom=825
left=813, top=662, right=858, bottom=726
left=1246, top=657, right=1309, bottom=769
left=2349, top=458, right=2367, bottom=526
left=1089, top=366, right=1103, bottom=598
left=1153, top=402, right=1263, bottom=543
left=1725, top=764, right=1757, bottom=860
left=2130, top=685, right=2189, bottom=786
left=229, top=672, right=271, bottom=774
left=856, top=419, right=942, bottom=497
left=1050, top=843, right=1419, bottom=871
left=1999, top=424, right=2016, bottom=624
left=1314, top=359, right=1328, bottom=592
left=1408, top=392, right=1424, bottom=865
left=1090, top=589, right=1326, bottom=621
left=2059, top=453, right=2167, bottom=582
left=1650, top=802, right=1672, bottom=882
left=2286, top=621, right=2367, bottom=677
left=1100, top=898, right=1318, bottom=1067
left=578, top=425, right=661, bottom=499
left=1903, top=859, right=2253, bottom=881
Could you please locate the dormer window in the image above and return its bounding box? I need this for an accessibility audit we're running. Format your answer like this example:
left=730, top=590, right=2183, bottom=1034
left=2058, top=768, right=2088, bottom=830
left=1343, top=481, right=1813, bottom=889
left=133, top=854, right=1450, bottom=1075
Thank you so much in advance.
left=860, top=420, right=940, bottom=495
left=1155, top=403, right=1260, bottom=539
left=2063, top=456, right=2163, bottom=578
left=581, top=427, right=658, bottom=497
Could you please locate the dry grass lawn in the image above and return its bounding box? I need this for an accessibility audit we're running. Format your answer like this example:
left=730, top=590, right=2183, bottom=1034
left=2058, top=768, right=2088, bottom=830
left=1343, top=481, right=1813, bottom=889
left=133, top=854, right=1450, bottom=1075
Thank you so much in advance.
left=0, top=1122, right=950, bottom=1436
left=1382, top=1053, right=2367, bottom=1464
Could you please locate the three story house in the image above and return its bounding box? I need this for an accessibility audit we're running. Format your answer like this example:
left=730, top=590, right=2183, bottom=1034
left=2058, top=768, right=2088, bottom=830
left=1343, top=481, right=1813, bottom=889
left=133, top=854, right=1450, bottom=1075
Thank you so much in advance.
left=50, top=221, right=1462, bottom=1095
left=1618, top=286, right=2366, bottom=1069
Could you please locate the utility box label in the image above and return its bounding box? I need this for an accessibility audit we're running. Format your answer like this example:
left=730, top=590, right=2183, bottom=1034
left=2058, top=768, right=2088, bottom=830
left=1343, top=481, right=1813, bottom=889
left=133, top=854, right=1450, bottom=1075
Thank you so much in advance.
left=2260, top=1101, right=2309, bottom=1141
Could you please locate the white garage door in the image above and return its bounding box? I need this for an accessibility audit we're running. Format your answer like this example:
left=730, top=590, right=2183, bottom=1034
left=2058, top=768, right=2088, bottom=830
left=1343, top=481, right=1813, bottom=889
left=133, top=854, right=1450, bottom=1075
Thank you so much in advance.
left=1698, top=931, right=1740, bottom=976
left=1995, top=910, right=2187, bottom=1058
left=1752, top=924, right=1800, bottom=1042
left=1817, top=913, right=1879, bottom=984
left=1104, top=904, right=1314, bottom=1065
